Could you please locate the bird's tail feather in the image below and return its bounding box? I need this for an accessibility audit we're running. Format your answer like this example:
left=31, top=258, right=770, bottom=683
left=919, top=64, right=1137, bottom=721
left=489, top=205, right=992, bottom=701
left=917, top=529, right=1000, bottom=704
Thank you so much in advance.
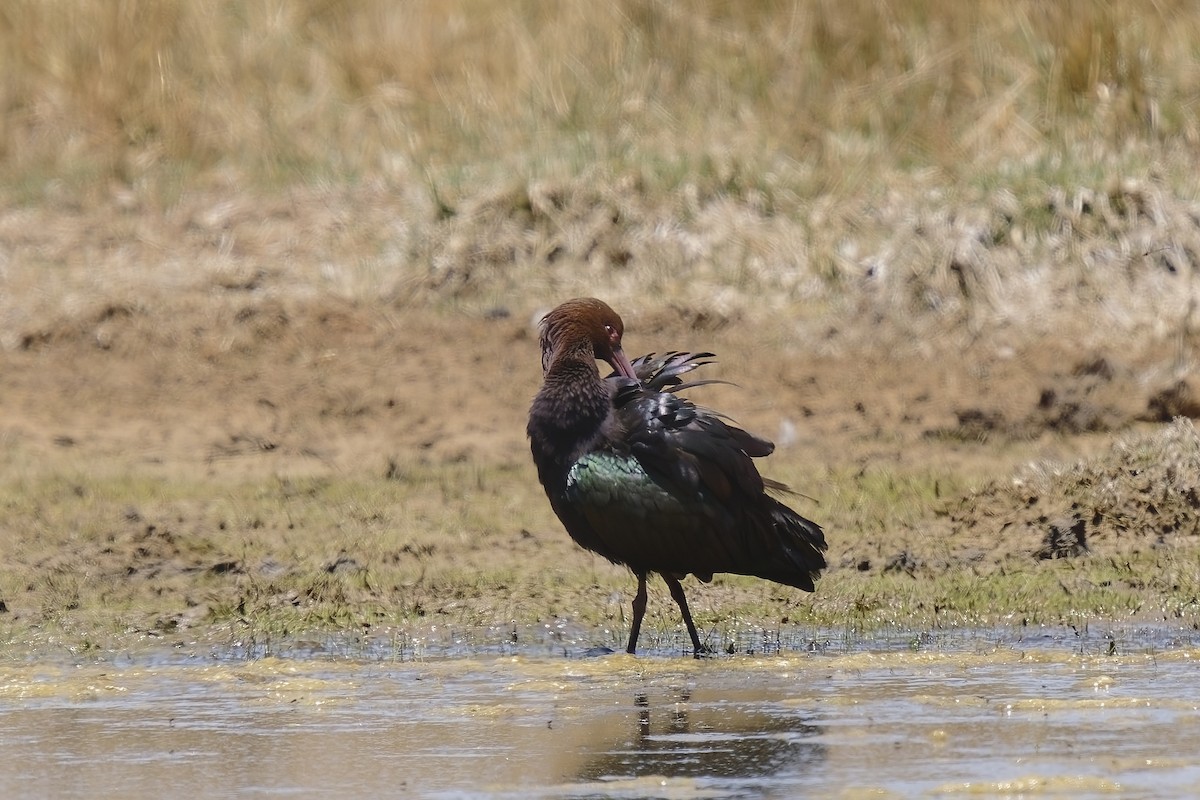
left=759, top=501, right=827, bottom=592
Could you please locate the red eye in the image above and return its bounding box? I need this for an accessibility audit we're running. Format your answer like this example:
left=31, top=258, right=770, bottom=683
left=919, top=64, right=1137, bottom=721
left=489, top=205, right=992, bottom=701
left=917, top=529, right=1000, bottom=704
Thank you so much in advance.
left=604, top=324, right=620, bottom=344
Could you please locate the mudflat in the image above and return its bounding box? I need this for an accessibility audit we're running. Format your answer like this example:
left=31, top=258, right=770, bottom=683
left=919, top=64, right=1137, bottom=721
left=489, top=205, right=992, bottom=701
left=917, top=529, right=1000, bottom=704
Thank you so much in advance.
left=2, top=184, right=1197, bottom=654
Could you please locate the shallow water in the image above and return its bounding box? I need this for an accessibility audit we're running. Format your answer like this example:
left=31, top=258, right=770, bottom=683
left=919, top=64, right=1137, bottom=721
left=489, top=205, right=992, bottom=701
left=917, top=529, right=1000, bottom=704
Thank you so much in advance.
left=2, top=626, right=1198, bottom=798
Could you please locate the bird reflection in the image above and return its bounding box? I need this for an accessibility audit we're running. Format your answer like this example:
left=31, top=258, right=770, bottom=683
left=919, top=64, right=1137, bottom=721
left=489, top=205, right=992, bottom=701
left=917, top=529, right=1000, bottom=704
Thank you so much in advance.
left=578, top=689, right=824, bottom=784
left=634, top=689, right=692, bottom=739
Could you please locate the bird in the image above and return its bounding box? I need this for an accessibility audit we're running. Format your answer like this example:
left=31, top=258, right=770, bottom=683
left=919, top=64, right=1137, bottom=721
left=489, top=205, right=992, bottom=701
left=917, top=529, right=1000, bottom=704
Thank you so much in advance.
left=527, top=297, right=826, bottom=657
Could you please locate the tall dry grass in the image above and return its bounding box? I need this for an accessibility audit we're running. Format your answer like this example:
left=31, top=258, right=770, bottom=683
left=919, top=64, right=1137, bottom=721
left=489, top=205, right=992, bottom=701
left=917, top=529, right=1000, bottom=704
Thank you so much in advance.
left=1, top=0, right=1196, bottom=195
left=1, top=0, right=1198, bottom=352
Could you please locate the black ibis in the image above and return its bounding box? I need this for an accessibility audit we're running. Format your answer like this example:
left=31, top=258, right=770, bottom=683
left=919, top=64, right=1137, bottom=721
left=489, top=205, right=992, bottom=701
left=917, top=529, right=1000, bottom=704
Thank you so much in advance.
left=527, top=298, right=826, bottom=656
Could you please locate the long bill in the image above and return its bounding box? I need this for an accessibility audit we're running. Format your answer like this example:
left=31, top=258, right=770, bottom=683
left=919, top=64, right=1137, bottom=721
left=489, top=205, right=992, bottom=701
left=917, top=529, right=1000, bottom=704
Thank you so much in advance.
left=610, top=346, right=638, bottom=381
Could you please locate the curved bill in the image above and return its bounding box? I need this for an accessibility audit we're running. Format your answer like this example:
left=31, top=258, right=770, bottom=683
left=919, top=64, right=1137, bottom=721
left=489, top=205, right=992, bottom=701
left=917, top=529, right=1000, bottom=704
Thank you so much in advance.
left=609, top=346, right=638, bottom=381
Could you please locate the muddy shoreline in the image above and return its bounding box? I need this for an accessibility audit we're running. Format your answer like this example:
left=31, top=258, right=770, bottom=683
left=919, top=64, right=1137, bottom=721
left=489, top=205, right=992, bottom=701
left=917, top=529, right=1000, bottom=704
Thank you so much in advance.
left=3, top=280, right=1198, bottom=656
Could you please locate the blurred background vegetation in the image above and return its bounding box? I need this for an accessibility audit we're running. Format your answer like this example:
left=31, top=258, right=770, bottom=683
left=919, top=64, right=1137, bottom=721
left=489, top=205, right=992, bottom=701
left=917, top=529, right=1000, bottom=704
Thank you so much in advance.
left=3, top=0, right=1197, bottom=337
left=1, top=0, right=1195, bottom=198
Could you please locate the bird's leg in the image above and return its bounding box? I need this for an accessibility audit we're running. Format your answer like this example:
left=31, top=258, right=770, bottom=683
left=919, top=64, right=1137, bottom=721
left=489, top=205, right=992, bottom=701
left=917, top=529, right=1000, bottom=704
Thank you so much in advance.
left=662, top=575, right=707, bottom=658
left=626, top=572, right=648, bottom=654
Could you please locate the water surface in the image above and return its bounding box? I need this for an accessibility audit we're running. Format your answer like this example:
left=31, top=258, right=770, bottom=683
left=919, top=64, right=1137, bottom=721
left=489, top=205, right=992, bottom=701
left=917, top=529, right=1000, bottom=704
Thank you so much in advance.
left=1, top=626, right=1197, bottom=798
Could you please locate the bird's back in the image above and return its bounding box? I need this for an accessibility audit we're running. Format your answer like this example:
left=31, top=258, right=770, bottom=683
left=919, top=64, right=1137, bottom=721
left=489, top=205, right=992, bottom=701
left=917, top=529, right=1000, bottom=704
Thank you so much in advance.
left=555, top=352, right=827, bottom=590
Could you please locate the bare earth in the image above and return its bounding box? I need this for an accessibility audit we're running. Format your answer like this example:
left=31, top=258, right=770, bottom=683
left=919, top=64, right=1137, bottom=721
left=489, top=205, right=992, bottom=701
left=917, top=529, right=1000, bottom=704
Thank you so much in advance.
left=2, top=186, right=1199, bottom=655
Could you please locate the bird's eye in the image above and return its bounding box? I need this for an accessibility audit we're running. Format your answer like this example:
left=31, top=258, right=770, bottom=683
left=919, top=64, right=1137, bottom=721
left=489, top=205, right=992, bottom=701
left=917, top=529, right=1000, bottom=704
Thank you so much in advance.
left=604, top=324, right=620, bottom=345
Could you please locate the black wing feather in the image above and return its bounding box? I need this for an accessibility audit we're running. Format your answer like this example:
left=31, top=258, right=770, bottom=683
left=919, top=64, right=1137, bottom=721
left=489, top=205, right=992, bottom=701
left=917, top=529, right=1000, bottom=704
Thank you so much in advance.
left=600, top=351, right=827, bottom=589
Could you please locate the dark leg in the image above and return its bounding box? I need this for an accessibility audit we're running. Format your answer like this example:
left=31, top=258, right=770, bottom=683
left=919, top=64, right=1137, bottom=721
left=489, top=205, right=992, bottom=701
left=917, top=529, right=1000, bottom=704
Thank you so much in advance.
left=626, top=572, right=648, bottom=654
left=662, top=575, right=706, bottom=658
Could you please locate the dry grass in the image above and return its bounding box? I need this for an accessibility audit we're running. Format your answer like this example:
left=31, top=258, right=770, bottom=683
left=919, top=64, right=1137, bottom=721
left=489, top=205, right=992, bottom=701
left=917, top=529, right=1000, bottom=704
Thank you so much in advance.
left=2, top=1, right=1198, bottom=348
left=2, top=1, right=1197, bottom=192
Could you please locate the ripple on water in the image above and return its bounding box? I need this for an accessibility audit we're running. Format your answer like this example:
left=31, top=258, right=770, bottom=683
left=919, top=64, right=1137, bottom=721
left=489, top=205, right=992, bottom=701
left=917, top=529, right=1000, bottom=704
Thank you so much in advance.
left=1, top=624, right=1199, bottom=798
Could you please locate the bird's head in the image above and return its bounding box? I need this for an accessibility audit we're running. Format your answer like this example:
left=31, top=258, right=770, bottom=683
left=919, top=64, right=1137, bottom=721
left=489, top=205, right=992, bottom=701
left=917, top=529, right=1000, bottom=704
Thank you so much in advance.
left=539, top=297, right=637, bottom=380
